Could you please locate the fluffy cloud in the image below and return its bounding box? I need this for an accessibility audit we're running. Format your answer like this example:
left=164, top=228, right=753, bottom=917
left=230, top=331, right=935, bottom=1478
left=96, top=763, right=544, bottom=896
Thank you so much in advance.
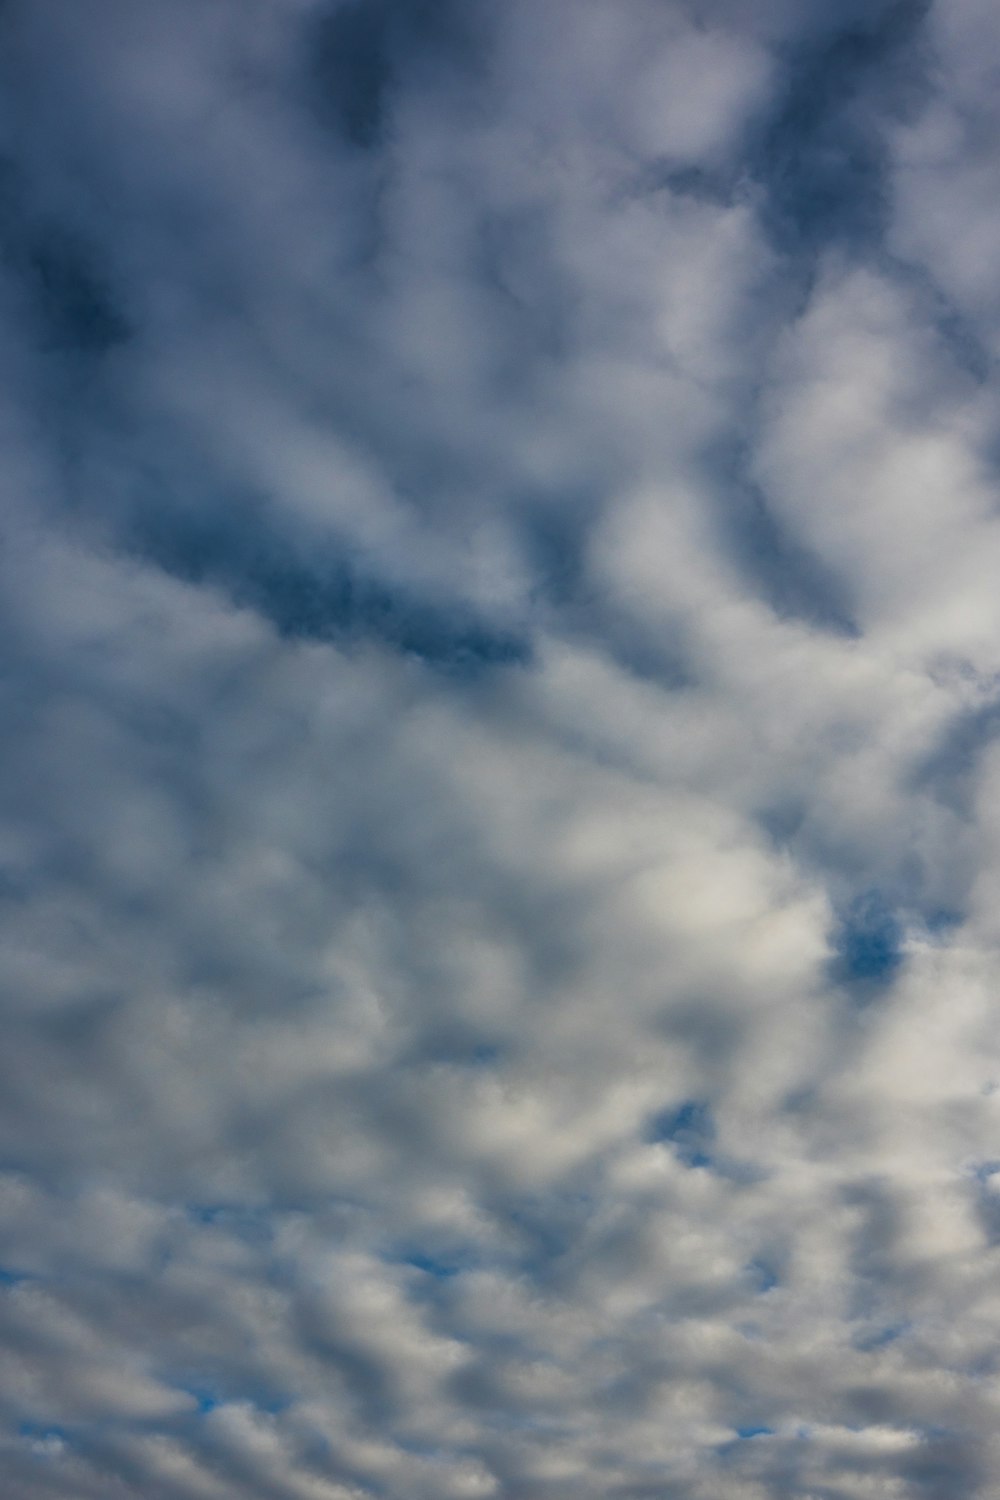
left=1, top=0, right=999, bottom=1496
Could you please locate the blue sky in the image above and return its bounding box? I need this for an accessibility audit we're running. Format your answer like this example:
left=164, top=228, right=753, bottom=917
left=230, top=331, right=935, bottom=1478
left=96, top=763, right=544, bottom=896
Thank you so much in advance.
left=2, top=1, right=1000, bottom=1496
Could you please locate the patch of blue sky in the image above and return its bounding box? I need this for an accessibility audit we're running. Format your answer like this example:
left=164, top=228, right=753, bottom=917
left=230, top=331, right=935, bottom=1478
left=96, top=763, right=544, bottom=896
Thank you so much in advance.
left=502, top=1190, right=596, bottom=1278
left=306, top=0, right=481, bottom=150
left=404, top=1029, right=506, bottom=1069
left=181, top=1385, right=221, bottom=1416
left=185, top=1203, right=275, bottom=1246
left=126, top=497, right=531, bottom=677
left=0, top=168, right=130, bottom=358
left=853, top=1322, right=911, bottom=1351
left=399, top=1249, right=465, bottom=1279
left=173, top=1378, right=289, bottom=1418
left=829, top=889, right=904, bottom=994
left=702, top=441, right=860, bottom=637
left=912, top=699, right=1000, bottom=818
left=750, top=2, right=927, bottom=260
left=716, top=1424, right=776, bottom=1459
left=968, top=1164, right=1000, bottom=1244
left=19, top=1422, right=72, bottom=1449
left=745, top=1258, right=781, bottom=1294
left=645, top=1099, right=717, bottom=1169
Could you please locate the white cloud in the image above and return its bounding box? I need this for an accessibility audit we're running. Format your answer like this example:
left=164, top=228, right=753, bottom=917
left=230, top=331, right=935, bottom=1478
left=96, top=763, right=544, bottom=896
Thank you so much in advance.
left=0, top=0, right=999, bottom=1497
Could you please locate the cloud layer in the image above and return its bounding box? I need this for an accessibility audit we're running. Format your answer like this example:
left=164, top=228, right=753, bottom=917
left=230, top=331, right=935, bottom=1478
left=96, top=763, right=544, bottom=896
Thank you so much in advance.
left=2, top=1, right=1000, bottom=1496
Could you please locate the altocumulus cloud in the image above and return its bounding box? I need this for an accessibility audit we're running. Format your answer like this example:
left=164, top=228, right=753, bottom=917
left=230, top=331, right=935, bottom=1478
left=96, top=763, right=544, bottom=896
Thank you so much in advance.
left=2, top=0, right=1000, bottom=1496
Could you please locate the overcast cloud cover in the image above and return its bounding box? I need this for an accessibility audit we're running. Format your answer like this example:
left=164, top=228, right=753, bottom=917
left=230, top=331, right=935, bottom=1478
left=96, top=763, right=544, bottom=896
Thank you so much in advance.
left=4, top=0, right=1000, bottom=1495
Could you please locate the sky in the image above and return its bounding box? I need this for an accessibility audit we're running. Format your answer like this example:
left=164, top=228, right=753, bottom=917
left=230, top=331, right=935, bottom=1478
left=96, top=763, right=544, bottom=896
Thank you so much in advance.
left=2, top=0, right=1000, bottom=1496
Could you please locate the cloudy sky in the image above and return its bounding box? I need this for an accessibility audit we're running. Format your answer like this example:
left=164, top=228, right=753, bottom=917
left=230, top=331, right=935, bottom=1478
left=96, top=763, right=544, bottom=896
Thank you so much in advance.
left=3, top=0, right=1000, bottom=1496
